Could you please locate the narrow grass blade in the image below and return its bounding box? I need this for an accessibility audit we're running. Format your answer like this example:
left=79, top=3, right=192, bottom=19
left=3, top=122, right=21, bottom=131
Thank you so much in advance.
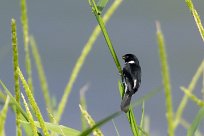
left=17, top=67, right=49, bottom=136
left=20, top=120, right=80, bottom=136
left=179, top=117, right=202, bottom=136
left=79, top=105, right=104, bottom=136
left=132, top=86, right=162, bottom=107
left=187, top=107, right=204, bottom=136
left=0, top=91, right=6, bottom=101
left=11, top=18, right=22, bottom=136
left=21, top=93, right=38, bottom=136
left=0, top=96, right=10, bottom=136
left=21, top=0, right=33, bottom=92
left=0, top=80, right=28, bottom=121
left=185, top=0, right=204, bottom=42
left=0, top=81, right=42, bottom=136
left=175, top=61, right=204, bottom=127
left=56, top=0, right=123, bottom=123
left=79, top=111, right=121, bottom=136
left=112, top=120, right=120, bottom=136
left=127, top=108, right=139, bottom=136
left=30, top=36, right=53, bottom=121
left=118, top=80, right=124, bottom=98
left=144, top=115, right=150, bottom=135
left=139, top=102, right=145, bottom=135
left=156, top=21, right=174, bottom=136
left=119, top=82, right=140, bottom=136
left=79, top=83, right=90, bottom=131
left=202, top=63, right=204, bottom=100
left=180, top=87, right=204, bottom=107
left=97, top=0, right=109, bottom=13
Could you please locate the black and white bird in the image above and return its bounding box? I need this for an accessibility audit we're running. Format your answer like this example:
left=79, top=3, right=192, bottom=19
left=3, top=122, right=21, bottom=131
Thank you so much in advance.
left=120, top=54, right=141, bottom=113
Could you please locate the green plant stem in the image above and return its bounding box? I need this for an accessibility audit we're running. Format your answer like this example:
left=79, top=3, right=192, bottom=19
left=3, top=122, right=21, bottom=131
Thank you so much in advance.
left=21, top=0, right=33, bottom=92
left=174, top=61, right=204, bottom=127
left=11, top=18, right=22, bottom=136
left=21, top=93, right=38, bottom=136
left=30, top=36, right=53, bottom=121
left=79, top=83, right=89, bottom=131
left=180, top=87, right=204, bottom=107
left=186, top=0, right=204, bottom=42
left=55, top=0, right=123, bottom=123
left=79, top=105, right=104, bottom=136
left=91, top=0, right=123, bottom=75
left=17, top=67, right=49, bottom=136
left=0, top=96, right=10, bottom=136
left=156, top=21, right=174, bottom=136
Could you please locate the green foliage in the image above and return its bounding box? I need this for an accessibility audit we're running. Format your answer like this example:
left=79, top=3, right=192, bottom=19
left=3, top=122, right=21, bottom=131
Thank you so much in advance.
left=185, top=0, right=204, bottom=42
left=112, top=120, right=120, bottom=136
left=79, top=111, right=121, bottom=136
left=187, top=107, right=204, bottom=136
left=55, top=0, right=123, bottom=123
left=20, top=120, right=80, bottom=136
left=30, top=36, right=53, bottom=121
left=89, top=0, right=123, bottom=75
left=79, top=84, right=89, bottom=131
left=180, top=87, right=204, bottom=107
left=11, top=18, right=22, bottom=136
left=0, top=80, right=29, bottom=121
left=0, top=0, right=204, bottom=136
left=79, top=105, right=104, bottom=136
left=156, top=21, right=174, bottom=136
left=174, top=61, right=204, bottom=128
left=21, top=93, right=38, bottom=136
left=17, top=68, right=49, bottom=136
left=97, top=0, right=109, bottom=13
left=21, top=0, right=33, bottom=92
left=0, top=96, right=10, bottom=136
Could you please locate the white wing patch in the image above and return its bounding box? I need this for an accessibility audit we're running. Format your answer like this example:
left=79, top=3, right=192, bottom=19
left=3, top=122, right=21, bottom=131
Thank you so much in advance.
left=128, top=60, right=135, bottom=64
left=133, top=79, right=137, bottom=89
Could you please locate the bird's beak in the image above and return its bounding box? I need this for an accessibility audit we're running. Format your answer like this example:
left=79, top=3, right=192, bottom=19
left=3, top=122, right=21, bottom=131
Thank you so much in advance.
left=122, top=56, right=126, bottom=60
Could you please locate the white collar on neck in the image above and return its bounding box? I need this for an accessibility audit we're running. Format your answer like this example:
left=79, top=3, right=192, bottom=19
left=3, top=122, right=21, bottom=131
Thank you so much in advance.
left=128, top=60, right=135, bottom=64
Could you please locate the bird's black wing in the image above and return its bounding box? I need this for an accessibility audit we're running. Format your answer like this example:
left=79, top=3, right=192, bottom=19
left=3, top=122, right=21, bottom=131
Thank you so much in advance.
left=123, top=66, right=134, bottom=95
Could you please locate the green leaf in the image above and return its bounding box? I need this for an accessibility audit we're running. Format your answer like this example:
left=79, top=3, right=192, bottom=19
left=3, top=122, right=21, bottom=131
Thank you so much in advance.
left=79, top=84, right=89, bottom=131
left=187, top=107, right=204, bottom=136
left=118, top=80, right=124, bottom=98
left=79, top=111, right=121, bottom=136
left=17, top=67, right=49, bottom=136
left=156, top=21, right=174, bottom=136
left=79, top=104, right=104, bottom=135
left=132, top=85, right=162, bottom=107
left=20, top=120, right=80, bottom=136
left=97, top=0, right=109, bottom=13
left=0, top=80, right=28, bottom=121
left=0, top=96, right=10, bottom=136
left=112, top=120, right=120, bottom=136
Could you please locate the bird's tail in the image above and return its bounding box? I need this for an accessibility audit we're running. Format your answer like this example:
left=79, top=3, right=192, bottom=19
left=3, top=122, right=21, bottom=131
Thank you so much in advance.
left=120, top=94, right=132, bottom=113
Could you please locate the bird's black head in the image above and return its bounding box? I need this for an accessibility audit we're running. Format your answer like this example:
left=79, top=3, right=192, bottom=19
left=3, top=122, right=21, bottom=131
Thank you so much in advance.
left=122, top=54, right=139, bottom=65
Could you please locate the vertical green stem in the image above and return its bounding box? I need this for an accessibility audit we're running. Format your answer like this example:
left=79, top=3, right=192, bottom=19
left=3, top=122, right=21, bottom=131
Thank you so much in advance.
left=30, top=36, right=53, bottom=122
left=11, top=19, right=22, bottom=136
left=21, top=0, right=33, bottom=92
left=18, top=67, right=49, bottom=136
left=156, top=22, right=174, bottom=136
left=92, top=8, right=123, bottom=75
